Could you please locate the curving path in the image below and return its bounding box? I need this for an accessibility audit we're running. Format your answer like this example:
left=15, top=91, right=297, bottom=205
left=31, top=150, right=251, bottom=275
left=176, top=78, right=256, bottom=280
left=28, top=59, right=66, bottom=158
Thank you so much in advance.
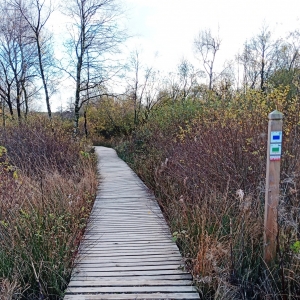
left=64, top=146, right=200, bottom=300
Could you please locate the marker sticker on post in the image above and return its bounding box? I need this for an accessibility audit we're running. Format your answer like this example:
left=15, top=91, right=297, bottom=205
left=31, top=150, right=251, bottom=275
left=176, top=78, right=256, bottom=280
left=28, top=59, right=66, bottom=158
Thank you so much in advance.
left=270, top=156, right=281, bottom=161
left=270, top=143, right=282, bottom=161
left=271, top=131, right=282, bottom=143
left=270, top=144, right=281, bottom=155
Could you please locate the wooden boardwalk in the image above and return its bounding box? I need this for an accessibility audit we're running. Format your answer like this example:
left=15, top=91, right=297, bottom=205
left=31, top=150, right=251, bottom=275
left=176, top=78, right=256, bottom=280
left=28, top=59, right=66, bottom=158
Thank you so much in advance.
left=64, top=146, right=200, bottom=300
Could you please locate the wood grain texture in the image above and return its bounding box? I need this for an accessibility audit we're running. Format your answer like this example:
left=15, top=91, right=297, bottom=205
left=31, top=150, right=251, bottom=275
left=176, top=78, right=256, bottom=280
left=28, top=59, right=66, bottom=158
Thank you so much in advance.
left=64, top=147, right=199, bottom=299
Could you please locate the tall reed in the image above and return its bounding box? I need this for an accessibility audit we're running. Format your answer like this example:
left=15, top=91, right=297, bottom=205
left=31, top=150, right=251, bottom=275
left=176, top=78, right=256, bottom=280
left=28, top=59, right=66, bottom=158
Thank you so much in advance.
left=0, top=116, right=98, bottom=299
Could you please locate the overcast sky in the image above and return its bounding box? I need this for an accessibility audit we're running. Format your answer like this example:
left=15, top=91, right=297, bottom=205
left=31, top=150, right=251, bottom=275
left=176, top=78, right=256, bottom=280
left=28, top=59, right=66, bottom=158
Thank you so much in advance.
left=123, top=0, right=300, bottom=72
left=46, top=0, right=300, bottom=111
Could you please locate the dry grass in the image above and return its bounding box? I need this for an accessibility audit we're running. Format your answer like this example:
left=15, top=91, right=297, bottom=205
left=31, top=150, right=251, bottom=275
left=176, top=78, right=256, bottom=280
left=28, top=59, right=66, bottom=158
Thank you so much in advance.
left=0, top=117, right=98, bottom=299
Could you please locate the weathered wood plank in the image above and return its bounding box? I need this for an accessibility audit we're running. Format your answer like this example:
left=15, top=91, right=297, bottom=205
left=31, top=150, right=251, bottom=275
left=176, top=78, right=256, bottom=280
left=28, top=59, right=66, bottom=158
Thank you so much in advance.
left=79, top=245, right=177, bottom=251
left=77, top=256, right=184, bottom=264
left=81, top=237, right=174, bottom=242
left=75, top=253, right=182, bottom=259
left=77, top=251, right=181, bottom=258
left=65, top=293, right=199, bottom=300
left=76, top=258, right=183, bottom=265
left=78, top=249, right=179, bottom=255
left=75, top=264, right=185, bottom=272
left=65, top=285, right=198, bottom=293
left=68, top=280, right=193, bottom=286
left=84, top=231, right=171, bottom=236
left=71, top=269, right=191, bottom=277
left=79, top=246, right=179, bottom=252
left=78, top=254, right=182, bottom=263
left=85, top=237, right=176, bottom=243
left=75, top=260, right=184, bottom=267
left=70, top=274, right=192, bottom=281
left=79, top=240, right=175, bottom=246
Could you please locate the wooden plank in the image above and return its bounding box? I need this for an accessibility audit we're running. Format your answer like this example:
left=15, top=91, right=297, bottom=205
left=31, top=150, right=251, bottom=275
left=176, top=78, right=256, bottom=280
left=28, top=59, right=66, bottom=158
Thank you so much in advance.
left=76, top=260, right=183, bottom=266
left=68, top=280, right=193, bottom=286
left=79, top=248, right=179, bottom=254
left=79, top=243, right=176, bottom=250
left=79, top=245, right=176, bottom=251
left=65, top=293, right=199, bottom=300
left=93, top=204, right=158, bottom=207
left=79, top=240, right=175, bottom=245
left=77, top=250, right=180, bottom=256
left=75, top=264, right=184, bottom=272
left=87, top=223, right=165, bottom=228
left=80, top=241, right=177, bottom=247
left=65, top=285, right=198, bottom=293
left=81, top=236, right=173, bottom=241
left=90, top=218, right=162, bottom=222
left=85, top=224, right=167, bottom=228
left=85, top=230, right=170, bottom=235
left=83, top=230, right=170, bottom=234
left=79, top=245, right=179, bottom=252
left=81, top=240, right=174, bottom=245
left=76, top=260, right=183, bottom=267
left=70, top=274, right=192, bottom=281
left=76, top=255, right=183, bottom=264
left=91, top=211, right=162, bottom=215
left=89, top=220, right=164, bottom=224
left=75, top=252, right=182, bottom=259
left=71, top=270, right=191, bottom=277
left=85, top=228, right=170, bottom=234
left=83, top=236, right=174, bottom=241
left=86, top=227, right=170, bottom=235
left=90, top=214, right=163, bottom=218
left=92, top=209, right=161, bottom=213
left=77, top=255, right=182, bottom=261
left=88, top=219, right=165, bottom=224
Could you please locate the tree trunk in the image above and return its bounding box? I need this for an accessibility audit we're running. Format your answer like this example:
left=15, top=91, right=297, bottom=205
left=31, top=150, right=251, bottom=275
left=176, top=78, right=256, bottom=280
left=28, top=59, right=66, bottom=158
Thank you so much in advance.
left=1, top=97, right=5, bottom=128
left=74, top=55, right=83, bottom=136
left=16, top=85, right=22, bottom=121
left=36, top=34, right=52, bottom=119
left=84, top=109, right=88, bottom=138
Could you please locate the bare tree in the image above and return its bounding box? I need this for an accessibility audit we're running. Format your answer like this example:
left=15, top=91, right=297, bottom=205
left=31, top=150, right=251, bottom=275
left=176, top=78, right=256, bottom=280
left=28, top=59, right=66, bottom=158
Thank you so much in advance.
left=194, top=29, right=221, bottom=90
left=162, top=58, right=203, bottom=103
left=0, top=59, right=15, bottom=117
left=177, top=58, right=201, bottom=101
left=127, top=50, right=150, bottom=126
left=12, top=0, right=56, bottom=120
left=0, top=3, right=36, bottom=120
left=62, top=0, right=126, bottom=135
left=238, top=26, right=280, bottom=91
left=126, top=50, right=163, bottom=126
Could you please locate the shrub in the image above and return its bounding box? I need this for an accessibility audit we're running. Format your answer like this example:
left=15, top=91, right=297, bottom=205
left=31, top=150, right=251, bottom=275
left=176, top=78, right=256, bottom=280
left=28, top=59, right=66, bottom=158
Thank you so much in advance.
left=116, top=87, right=300, bottom=298
left=0, top=116, right=98, bottom=299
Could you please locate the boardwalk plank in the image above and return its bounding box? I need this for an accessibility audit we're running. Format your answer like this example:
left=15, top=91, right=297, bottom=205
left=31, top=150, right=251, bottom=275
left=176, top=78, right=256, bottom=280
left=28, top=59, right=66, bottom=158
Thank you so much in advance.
left=75, top=253, right=182, bottom=259
left=65, top=285, right=198, bottom=293
left=68, top=280, right=193, bottom=286
left=75, top=264, right=184, bottom=272
left=71, top=274, right=192, bottom=281
left=76, top=261, right=183, bottom=267
left=65, top=293, right=199, bottom=300
left=76, top=257, right=183, bottom=264
left=70, top=269, right=191, bottom=277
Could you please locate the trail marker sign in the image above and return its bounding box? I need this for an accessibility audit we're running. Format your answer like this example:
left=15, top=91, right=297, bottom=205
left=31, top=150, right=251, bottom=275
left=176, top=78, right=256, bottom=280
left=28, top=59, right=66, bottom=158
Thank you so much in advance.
left=271, top=131, right=282, bottom=143
left=264, top=110, right=283, bottom=264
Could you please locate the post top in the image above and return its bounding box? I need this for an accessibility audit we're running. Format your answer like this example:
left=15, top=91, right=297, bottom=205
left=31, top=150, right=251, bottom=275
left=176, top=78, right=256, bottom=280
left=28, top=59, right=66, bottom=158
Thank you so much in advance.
left=268, top=110, right=284, bottom=120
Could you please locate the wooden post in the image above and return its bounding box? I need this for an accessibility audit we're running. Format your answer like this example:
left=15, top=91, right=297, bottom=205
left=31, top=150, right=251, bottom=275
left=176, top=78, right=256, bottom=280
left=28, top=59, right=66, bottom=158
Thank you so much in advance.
left=264, top=110, right=283, bottom=264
